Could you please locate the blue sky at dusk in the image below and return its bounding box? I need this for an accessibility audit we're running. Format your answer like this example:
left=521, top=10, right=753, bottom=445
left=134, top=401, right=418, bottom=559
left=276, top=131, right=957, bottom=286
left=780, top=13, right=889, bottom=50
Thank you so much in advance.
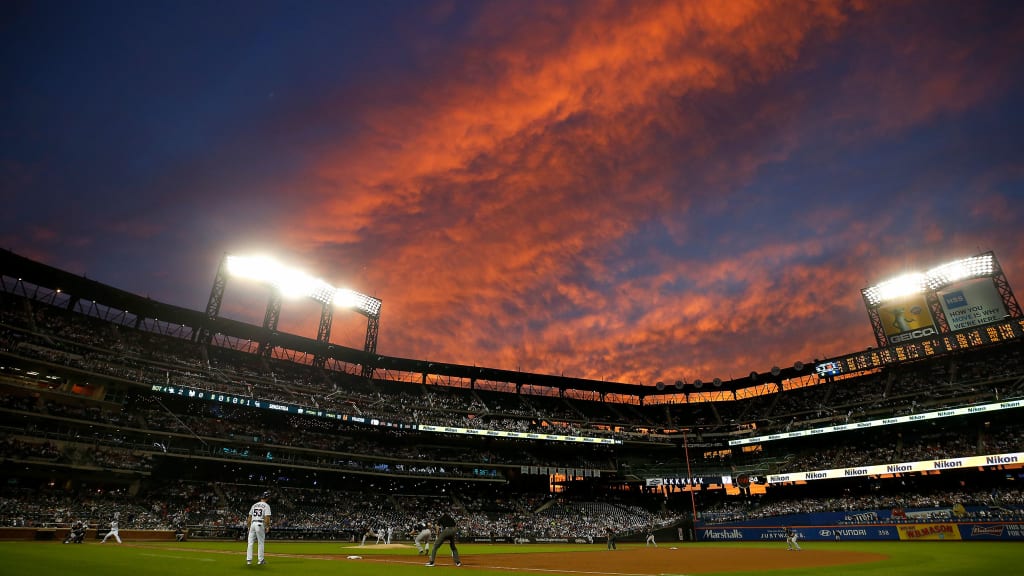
left=2, top=0, right=1023, bottom=385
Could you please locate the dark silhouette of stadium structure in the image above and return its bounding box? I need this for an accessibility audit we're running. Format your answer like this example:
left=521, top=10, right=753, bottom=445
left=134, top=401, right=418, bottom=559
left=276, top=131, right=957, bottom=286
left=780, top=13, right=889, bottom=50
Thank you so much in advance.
left=2, top=248, right=1024, bottom=541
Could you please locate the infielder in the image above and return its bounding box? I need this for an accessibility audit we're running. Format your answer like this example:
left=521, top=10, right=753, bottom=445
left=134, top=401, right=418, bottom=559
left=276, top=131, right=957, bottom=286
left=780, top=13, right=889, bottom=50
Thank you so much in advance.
left=246, top=492, right=272, bottom=565
left=645, top=526, right=656, bottom=547
left=785, top=526, right=801, bottom=551
left=101, top=516, right=122, bottom=544
left=412, top=522, right=432, bottom=555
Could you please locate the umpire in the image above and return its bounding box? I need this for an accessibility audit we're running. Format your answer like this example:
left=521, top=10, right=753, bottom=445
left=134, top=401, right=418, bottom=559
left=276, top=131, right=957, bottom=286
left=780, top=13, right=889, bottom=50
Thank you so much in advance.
left=425, top=513, right=461, bottom=567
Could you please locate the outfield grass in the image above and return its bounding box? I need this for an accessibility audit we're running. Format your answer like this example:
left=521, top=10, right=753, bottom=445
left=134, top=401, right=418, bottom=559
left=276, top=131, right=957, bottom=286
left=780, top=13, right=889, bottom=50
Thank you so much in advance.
left=0, top=540, right=1018, bottom=576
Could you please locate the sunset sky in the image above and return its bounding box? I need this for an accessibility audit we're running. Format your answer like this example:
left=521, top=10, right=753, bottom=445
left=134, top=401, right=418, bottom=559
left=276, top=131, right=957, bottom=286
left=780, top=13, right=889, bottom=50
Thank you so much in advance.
left=3, top=0, right=1023, bottom=386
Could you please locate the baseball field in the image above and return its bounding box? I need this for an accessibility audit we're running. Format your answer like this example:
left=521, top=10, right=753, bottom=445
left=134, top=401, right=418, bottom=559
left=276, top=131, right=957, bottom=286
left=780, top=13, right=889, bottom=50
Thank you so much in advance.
left=0, top=540, right=1018, bottom=576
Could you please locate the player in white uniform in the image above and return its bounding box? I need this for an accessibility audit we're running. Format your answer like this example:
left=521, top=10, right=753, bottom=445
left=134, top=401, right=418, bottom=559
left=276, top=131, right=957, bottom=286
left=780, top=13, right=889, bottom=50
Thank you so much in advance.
left=645, top=525, right=656, bottom=547
left=101, top=516, right=122, bottom=543
left=246, top=492, right=272, bottom=565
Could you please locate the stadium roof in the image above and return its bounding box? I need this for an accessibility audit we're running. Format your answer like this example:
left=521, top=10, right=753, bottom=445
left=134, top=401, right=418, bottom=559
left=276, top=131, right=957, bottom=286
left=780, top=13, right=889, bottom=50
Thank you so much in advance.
left=0, top=249, right=806, bottom=400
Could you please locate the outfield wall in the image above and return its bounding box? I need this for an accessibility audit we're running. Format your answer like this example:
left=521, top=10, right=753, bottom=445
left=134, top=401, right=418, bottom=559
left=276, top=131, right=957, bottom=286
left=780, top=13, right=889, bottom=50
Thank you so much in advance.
left=0, top=528, right=177, bottom=541
left=697, top=522, right=1024, bottom=542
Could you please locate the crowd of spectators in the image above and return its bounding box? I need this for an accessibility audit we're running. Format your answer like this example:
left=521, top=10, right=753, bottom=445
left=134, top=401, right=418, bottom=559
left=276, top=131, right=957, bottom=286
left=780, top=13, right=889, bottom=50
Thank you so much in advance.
left=699, top=486, right=1024, bottom=524
left=0, top=479, right=676, bottom=541
left=3, top=291, right=1024, bottom=541
left=4, top=294, right=1024, bottom=450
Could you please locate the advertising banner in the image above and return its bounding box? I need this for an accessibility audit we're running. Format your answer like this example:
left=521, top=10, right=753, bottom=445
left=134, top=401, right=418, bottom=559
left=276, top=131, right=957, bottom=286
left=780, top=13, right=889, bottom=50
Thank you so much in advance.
left=730, top=400, right=1024, bottom=446
left=646, top=476, right=731, bottom=487
left=697, top=526, right=899, bottom=542
left=937, top=278, right=1008, bottom=330
left=896, top=524, right=961, bottom=541
left=766, top=451, right=1024, bottom=484
left=877, top=295, right=937, bottom=344
left=961, top=523, right=1024, bottom=540
left=698, top=521, right=1024, bottom=541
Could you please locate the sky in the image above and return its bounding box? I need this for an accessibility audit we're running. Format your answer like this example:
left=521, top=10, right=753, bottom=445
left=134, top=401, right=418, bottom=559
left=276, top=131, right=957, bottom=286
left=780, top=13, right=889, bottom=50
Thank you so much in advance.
left=2, top=0, right=1023, bottom=386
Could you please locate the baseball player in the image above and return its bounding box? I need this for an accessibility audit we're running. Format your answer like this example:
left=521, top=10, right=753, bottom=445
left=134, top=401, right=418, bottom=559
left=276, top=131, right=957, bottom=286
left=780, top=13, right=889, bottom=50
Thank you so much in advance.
left=376, top=525, right=386, bottom=544
left=101, top=515, right=122, bottom=544
left=64, top=519, right=86, bottom=544
left=785, top=526, right=801, bottom=551
left=645, top=525, right=656, bottom=547
left=412, top=522, right=432, bottom=554
left=246, top=492, right=272, bottom=565
left=360, top=525, right=376, bottom=546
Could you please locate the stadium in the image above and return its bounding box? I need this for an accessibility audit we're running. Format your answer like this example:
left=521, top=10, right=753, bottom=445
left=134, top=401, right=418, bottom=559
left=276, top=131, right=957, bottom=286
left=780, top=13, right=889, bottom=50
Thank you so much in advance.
left=1, top=248, right=1022, bottom=576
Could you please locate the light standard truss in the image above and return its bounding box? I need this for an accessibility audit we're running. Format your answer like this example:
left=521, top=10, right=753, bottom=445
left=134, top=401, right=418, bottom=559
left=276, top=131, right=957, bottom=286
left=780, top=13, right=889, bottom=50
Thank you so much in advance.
left=200, top=254, right=382, bottom=369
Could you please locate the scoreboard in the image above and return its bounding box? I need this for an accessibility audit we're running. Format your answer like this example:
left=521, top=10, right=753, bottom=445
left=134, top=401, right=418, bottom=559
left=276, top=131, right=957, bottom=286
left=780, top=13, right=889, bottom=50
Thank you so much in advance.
left=861, top=252, right=1021, bottom=351
left=835, top=317, right=1024, bottom=374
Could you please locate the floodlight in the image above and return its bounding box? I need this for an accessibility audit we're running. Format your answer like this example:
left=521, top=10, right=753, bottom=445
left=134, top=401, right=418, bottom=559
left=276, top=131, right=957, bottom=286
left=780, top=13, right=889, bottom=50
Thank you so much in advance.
left=335, top=288, right=382, bottom=317
left=862, top=272, right=927, bottom=306
left=864, top=254, right=997, bottom=305
left=925, top=254, right=994, bottom=290
left=224, top=255, right=381, bottom=316
left=308, top=279, right=336, bottom=304
left=226, top=254, right=279, bottom=284
left=276, top=270, right=320, bottom=300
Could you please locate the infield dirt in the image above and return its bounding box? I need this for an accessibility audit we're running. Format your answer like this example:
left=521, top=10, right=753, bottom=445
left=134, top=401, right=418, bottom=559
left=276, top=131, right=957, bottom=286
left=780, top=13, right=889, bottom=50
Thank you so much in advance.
left=359, top=546, right=889, bottom=574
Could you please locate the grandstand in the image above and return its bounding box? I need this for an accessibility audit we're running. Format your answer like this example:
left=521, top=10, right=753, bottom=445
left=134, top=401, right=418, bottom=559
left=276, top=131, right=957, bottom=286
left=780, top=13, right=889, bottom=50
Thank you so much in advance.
left=1, top=248, right=1023, bottom=543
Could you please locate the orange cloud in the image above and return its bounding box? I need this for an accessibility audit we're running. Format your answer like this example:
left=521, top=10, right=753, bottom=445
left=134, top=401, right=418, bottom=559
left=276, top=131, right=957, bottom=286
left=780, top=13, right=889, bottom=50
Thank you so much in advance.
left=257, top=0, right=1019, bottom=384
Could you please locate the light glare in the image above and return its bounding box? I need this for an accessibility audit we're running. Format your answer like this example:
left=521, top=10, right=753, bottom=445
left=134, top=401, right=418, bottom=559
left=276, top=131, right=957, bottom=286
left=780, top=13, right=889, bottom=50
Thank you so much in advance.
left=224, top=255, right=380, bottom=315
left=864, top=253, right=996, bottom=306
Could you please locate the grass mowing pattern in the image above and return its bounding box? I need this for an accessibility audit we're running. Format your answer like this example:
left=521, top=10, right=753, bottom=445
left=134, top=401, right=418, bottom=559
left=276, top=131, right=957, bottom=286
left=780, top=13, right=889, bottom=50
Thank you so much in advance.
left=0, top=541, right=1018, bottom=576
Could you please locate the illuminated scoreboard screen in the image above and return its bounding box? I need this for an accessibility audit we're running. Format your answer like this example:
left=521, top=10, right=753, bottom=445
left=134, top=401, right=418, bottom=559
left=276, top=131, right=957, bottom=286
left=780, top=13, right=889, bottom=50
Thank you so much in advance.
left=860, top=252, right=1019, bottom=350
left=815, top=360, right=843, bottom=377
left=837, top=317, right=1024, bottom=374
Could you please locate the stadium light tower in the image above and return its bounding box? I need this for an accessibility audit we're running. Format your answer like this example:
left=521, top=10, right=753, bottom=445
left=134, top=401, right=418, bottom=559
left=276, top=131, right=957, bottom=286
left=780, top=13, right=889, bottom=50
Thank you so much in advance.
left=861, top=251, right=1020, bottom=348
left=197, top=254, right=382, bottom=373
